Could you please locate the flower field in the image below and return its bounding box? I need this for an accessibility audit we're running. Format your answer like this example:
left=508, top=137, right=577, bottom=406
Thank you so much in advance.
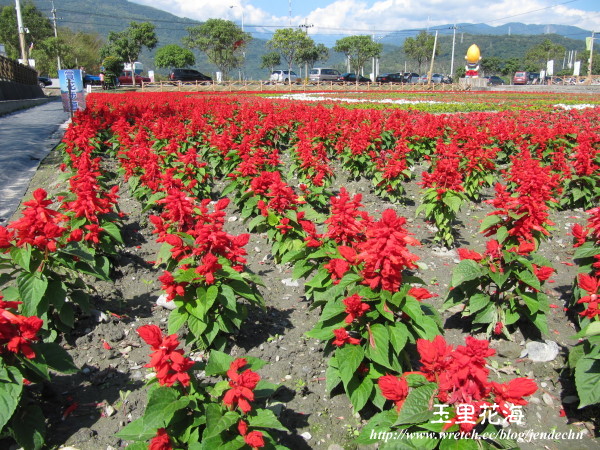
left=0, top=91, right=599, bottom=449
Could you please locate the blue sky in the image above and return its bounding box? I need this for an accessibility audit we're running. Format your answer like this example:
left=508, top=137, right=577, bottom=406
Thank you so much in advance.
left=132, top=0, right=599, bottom=42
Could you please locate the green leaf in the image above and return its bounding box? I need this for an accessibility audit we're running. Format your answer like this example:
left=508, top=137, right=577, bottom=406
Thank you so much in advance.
left=0, top=366, right=23, bottom=431
left=496, top=226, right=509, bottom=245
left=337, top=344, right=365, bottom=388
left=395, top=383, right=436, bottom=425
left=205, top=350, right=235, bottom=376
left=388, top=322, right=409, bottom=354
left=479, top=214, right=502, bottom=233
left=204, top=403, right=239, bottom=439
left=347, top=375, right=374, bottom=412
left=516, top=270, right=541, bottom=291
left=9, top=402, right=46, bottom=450
left=439, top=438, right=480, bottom=450
left=326, top=360, right=342, bottom=394
left=101, top=221, right=123, bottom=244
left=17, top=272, right=49, bottom=317
left=116, top=417, right=156, bottom=441
left=467, top=293, right=490, bottom=314
left=442, top=192, right=462, bottom=213
left=451, top=260, right=482, bottom=287
left=473, top=303, right=496, bottom=325
left=575, top=357, right=600, bottom=408
left=32, top=343, right=78, bottom=373
left=9, top=245, right=31, bottom=271
left=248, top=408, right=288, bottom=431
left=356, top=410, right=399, bottom=444
left=168, top=308, right=189, bottom=335
left=320, top=299, right=346, bottom=322
left=144, top=387, right=190, bottom=429
left=366, top=324, right=392, bottom=370
left=573, top=322, right=600, bottom=339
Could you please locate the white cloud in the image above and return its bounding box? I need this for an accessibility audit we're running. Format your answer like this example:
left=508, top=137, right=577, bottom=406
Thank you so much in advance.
left=131, top=0, right=598, bottom=37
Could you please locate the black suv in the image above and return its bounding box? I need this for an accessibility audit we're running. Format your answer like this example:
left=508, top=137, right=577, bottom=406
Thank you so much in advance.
left=169, top=69, right=212, bottom=83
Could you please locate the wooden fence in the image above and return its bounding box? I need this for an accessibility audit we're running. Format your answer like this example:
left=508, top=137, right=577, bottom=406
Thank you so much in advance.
left=0, top=55, right=37, bottom=85
left=137, top=76, right=600, bottom=93
left=140, top=80, right=464, bottom=93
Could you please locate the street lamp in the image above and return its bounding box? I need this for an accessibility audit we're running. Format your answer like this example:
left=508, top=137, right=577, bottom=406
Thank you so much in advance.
left=229, top=3, right=244, bottom=32
left=229, top=3, right=245, bottom=81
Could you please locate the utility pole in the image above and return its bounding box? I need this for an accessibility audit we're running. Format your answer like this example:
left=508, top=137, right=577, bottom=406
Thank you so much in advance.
left=450, top=24, right=457, bottom=78
left=288, top=0, right=292, bottom=26
left=299, top=19, right=313, bottom=79
left=587, top=31, right=595, bottom=83
left=427, top=30, right=438, bottom=86
left=50, top=0, right=61, bottom=71
left=15, top=0, right=29, bottom=65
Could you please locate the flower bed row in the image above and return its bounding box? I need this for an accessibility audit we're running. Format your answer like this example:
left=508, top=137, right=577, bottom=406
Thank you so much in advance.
left=0, top=92, right=598, bottom=449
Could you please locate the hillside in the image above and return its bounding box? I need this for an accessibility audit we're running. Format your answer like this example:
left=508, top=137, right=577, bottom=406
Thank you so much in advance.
left=0, top=0, right=591, bottom=79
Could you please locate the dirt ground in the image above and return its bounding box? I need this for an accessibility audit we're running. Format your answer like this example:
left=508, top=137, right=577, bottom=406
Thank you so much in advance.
left=3, top=105, right=599, bottom=450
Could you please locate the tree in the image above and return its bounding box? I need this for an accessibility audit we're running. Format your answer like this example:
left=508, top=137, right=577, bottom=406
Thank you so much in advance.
left=267, top=28, right=314, bottom=75
left=102, top=56, right=124, bottom=77
left=100, top=21, right=158, bottom=67
left=0, top=3, right=53, bottom=60
left=184, top=19, right=250, bottom=80
left=480, top=56, right=503, bottom=75
left=261, top=52, right=281, bottom=74
left=297, top=43, right=329, bottom=69
left=524, top=39, right=565, bottom=70
left=500, top=58, right=522, bottom=76
left=154, top=44, right=195, bottom=69
left=578, top=49, right=600, bottom=75
left=334, top=35, right=382, bottom=76
left=403, top=31, right=438, bottom=73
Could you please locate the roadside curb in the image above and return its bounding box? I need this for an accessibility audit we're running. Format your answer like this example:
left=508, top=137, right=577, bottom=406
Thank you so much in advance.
left=0, top=96, right=55, bottom=117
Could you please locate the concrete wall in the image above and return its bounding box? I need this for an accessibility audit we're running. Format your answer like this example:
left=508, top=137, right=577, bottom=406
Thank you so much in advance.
left=0, top=80, right=44, bottom=101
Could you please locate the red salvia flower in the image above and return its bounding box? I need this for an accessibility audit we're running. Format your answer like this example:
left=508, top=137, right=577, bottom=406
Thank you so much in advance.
left=378, top=374, right=409, bottom=412
left=408, top=287, right=437, bottom=301
left=223, top=358, right=260, bottom=413
left=149, top=428, right=172, bottom=450
left=238, top=419, right=265, bottom=449
left=332, top=328, right=360, bottom=346
left=342, top=294, right=370, bottom=323
left=457, top=248, right=483, bottom=261
left=137, top=325, right=194, bottom=387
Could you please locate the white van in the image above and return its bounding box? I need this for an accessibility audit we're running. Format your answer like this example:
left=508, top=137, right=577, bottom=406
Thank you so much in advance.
left=309, top=68, right=341, bottom=82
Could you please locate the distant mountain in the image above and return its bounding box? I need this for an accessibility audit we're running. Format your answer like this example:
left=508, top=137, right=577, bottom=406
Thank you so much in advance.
left=0, top=0, right=592, bottom=79
left=380, top=22, right=590, bottom=45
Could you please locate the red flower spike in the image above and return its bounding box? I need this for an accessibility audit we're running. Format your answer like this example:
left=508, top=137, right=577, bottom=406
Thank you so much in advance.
left=149, top=428, right=172, bottom=450
left=332, top=328, right=360, bottom=347
left=378, top=374, right=409, bottom=412
left=223, top=358, right=260, bottom=413
left=342, top=294, right=370, bottom=323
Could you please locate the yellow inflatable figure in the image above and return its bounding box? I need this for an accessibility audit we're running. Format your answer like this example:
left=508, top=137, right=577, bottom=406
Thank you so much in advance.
left=465, top=44, right=481, bottom=78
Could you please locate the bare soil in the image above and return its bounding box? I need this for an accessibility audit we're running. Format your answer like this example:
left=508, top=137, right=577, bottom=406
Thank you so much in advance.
left=4, top=112, right=599, bottom=450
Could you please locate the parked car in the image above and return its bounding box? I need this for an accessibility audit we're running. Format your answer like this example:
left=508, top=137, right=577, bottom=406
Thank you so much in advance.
left=38, top=76, right=52, bottom=89
left=309, top=68, right=341, bottom=82
left=375, top=72, right=403, bottom=83
left=118, top=70, right=151, bottom=87
left=169, top=68, right=212, bottom=83
left=418, top=73, right=444, bottom=84
left=485, top=75, right=506, bottom=86
left=270, top=70, right=300, bottom=84
left=83, top=74, right=101, bottom=86
left=336, top=73, right=371, bottom=83
left=512, top=71, right=528, bottom=85
left=528, top=72, right=541, bottom=84
left=402, top=72, right=421, bottom=83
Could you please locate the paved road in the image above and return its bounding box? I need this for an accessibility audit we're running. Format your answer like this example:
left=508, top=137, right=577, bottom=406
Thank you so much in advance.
left=0, top=98, right=70, bottom=224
